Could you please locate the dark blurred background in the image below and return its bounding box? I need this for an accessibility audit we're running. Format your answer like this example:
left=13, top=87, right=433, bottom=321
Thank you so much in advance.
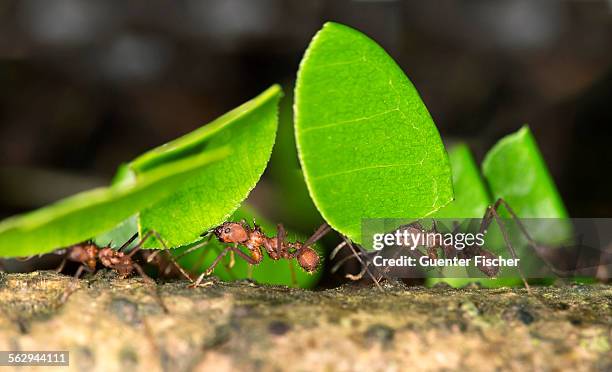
left=1, top=0, right=611, bottom=225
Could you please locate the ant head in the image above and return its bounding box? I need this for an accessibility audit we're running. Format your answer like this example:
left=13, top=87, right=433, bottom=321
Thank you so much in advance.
left=297, top=247, right=320, bottom=273
left=67, top=245, right=86, bottom=261
left=67, top=243, right=98, bottom=270
left=214, top=222, right=249, bottom=243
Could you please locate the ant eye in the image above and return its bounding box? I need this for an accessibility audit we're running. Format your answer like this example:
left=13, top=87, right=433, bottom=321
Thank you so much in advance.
left=224, top=228, right=231, bottom=234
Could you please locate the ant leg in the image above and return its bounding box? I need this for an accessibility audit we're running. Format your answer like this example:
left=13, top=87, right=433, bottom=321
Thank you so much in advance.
left=286, top=223, right=331, bottom=280
left=15, top=255, right=35, bottom=262
left=150, top=232, right=194, bottom=283
left=478, top=201, right=501, bottom=235
left=144, top=233, right=213, bottom=276
left=330, top=240, right=369, bottom=275
left=56, top=257, right=67, bottom=273
left=303, top=223, right=332, bottom=248
left=376, top=241, right=429, bottom=283
left=330, top=237, right=381, bottom=264
left=346, top=266, right=368, bottom=281
left=330, top=240, right=389, bottom=283
left=59, top=265, right=87, bottom=303
left=331, top=248, right=367, bottom=273
left=191, top=245, right=233, bottom=287
left=426, top=244, right=439, bottom=259
left=186, top=235, right=239, bottom=277
left=189, top=237, right=223, bottom=274
left=133, top=230, right=194, bottom=283
left=163, top=234, right=214, bottom=264
left=126, top=229, right=171, bottom=259
left=132, top=262, right=155, bottom=285
left=191, top=245, right=260, bottom=288
left=191, top=249, right=209, bottom=273
left=495, top=198, right=581, bottom=276
left=227, top=246, right=262, bottom=280
left=476, top=198, right=528, bottom=238
left=494, top=198, right=542, bottom=249
left=341, top=237, right=383, bottom=291
left=157, top=250, right=194, bottom=282
left=132, top=262, right=168, bottom=313
left=288, top=261, right=298, bottom=287
left=481, top=199, right=553, bottom=280
left=330, top=240, right=347, bottom=260
left=480, top=203, right=531, bottom=293
left=277, top=223, right=286, bottom=258
left=276, top=223, right=297, bottom=285
left=228, top=251, right=236, bottom=269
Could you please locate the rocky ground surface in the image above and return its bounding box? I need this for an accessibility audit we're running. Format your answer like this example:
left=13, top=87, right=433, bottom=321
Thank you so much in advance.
left=0, top=271, right=610, bottom=372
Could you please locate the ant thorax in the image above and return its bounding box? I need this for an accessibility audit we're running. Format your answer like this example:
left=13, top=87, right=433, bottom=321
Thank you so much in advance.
left=245, top=228, right=265, bottom=248
left=98, top=248, right=134, bottom=277
left=97, top=247, right=117, bottom=266
left=262, top=238, right=281, bottom=259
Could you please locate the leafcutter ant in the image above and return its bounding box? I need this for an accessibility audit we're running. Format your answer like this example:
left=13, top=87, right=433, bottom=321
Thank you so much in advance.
left=181, top=221, right=331, bottom=287
left=56, top=230, right=192, bottom=303
left=331, top=198, right=534, bottom=292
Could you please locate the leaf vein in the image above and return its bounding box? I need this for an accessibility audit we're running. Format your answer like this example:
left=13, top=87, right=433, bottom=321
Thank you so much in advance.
left=311, top=162, right=420, bottom=181
left=300, top=108, right=400, bottom=133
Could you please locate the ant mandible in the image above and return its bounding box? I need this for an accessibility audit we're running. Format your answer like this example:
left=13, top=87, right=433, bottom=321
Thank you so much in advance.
left=187, top=221, right=331, bottom=287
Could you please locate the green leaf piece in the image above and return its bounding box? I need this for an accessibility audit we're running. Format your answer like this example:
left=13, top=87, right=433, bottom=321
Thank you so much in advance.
left=0, top=149, right=228, bottom=257
left=174, top=206, right=322, bottom=288
left=433, top=143, right=491, bottom=219
left=294, top=22, right=453, bottom=243
left=427, top=144, right=492, bottom=287
left=94, top=215, right=138, bottom=249
left=482, top=125, right=568, bottom=219
left=268, top=88, right=324, bottom=231
left=477, top=126, right=571, bottom=287
left=132, top=85, right=282, bottom=248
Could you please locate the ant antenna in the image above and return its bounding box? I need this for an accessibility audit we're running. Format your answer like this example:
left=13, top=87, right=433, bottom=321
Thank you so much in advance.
left=117, top=233, right=140, bottom=252
left=200, top=228, right=215, bottom=238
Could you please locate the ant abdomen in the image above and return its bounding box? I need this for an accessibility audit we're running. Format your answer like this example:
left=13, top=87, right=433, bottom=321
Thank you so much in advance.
left=297, top=247, right=319, bottom=273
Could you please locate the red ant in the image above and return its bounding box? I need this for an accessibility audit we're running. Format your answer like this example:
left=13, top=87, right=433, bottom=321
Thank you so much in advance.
left=331, top=198, right=534, bottom=292
left=183, top=221, right=331, bottom=287
left=56, top=230, right=192, bottom=303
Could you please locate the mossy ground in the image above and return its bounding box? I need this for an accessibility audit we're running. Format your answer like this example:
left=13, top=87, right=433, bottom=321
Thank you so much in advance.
left=0, top=271, right=610, bottom=371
